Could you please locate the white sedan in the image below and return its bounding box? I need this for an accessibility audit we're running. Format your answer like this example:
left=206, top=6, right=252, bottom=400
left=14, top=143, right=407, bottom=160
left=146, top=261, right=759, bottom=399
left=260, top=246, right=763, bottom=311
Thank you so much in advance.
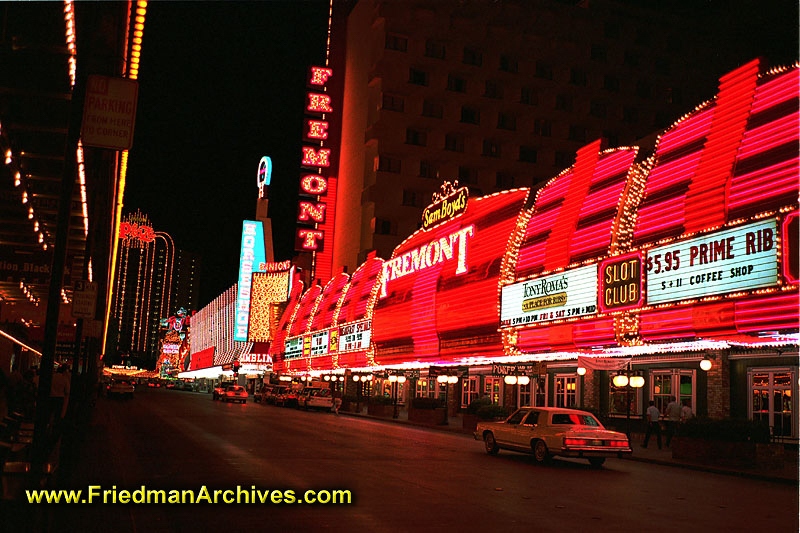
left=475, top=407, right=632, bottom=467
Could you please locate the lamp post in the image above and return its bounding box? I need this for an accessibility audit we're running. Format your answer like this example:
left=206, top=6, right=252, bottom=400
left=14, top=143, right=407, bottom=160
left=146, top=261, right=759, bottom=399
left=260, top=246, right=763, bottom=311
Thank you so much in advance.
left=614, top=363, right=644, bottom=440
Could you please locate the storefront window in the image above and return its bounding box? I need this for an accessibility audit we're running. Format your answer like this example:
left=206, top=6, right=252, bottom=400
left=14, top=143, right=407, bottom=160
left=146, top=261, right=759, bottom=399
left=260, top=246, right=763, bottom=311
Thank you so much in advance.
left=650, top=369, right=694, bottom=415
left=533, top=376, right=547, bottom=407
left=609, top=381, right=641, bottom=416
left=555, top=375, right=577, bottom=408
left=749, top=368, right=796, bottom=440
left=519, top=380, right=532, bottom=408
left=416, top=378, right=446, bottom=400
left=485, top=376, right=502, bottom=405
left=462, top=376, right=478, bottom=407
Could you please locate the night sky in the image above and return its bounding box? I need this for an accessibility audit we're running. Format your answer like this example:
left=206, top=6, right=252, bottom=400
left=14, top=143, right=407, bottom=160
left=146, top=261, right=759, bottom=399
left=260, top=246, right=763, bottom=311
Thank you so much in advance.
left=123, top=1, right=797, bottom=309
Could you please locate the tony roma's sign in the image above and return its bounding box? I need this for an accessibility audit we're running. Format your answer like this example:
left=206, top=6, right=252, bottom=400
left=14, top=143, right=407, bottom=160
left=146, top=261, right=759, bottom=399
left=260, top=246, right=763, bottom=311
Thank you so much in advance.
left=646, top=219, right=779, bottom=305
left=501, top=265, right=598, bottom=328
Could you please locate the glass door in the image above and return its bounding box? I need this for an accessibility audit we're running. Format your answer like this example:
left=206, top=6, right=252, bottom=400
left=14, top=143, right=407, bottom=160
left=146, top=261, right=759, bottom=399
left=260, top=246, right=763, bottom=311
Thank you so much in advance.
left=749, top=368, right=797, bottom=440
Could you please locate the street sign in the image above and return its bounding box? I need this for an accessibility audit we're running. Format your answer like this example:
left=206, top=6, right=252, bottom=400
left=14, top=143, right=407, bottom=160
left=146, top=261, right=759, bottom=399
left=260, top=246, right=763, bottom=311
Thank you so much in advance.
left=71, top=280, right=97, bottom=319
left=81, top=75, right=139, bottom=150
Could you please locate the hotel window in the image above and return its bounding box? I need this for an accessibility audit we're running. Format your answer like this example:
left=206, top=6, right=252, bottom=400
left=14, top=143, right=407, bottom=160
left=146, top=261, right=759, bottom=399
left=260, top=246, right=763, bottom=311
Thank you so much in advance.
left=624, top=51, right=639, bottom=68
left=555, top=375, right=578, bottom=408
left=623, top=106, right=639, bottom=123
left=520, top=87, right=537, bottom=105
left=535, top=61, right=553, bottom=80
left=457, top=166, right=476, bottom=184
left=591, top=44, right=607, bottom=62
left=405, top=128, right=427, bottom=146
left=519, top=145, right=537, bottom=163
left=569, top=68, right=587, bottom=86
left=445, top=133, right=465, bottom=152
left=422, top=100, right=443, bottom=118
left=497, top=112, right=516, bottom=131
left=604, top=21, right=620, bottom=40
left=495, top=172, right=514, bottom=189
left=402, top=189, right=421, bottom=207
left=463, top=47, right=482, bottom=66
left=419, top=160, right=437, bottom=179
left=385, top=33, right=407, bottom=52
left=460, top=106, right=479, bottom=125
left=499, top=54, right=518, bottom=73
left=555, top=151, right=574, bottom=168
left=749, top=368, right=797, bottom=440
left=462, top=376, right=479, bottom=407
left=374, top=218, right=394, bottom=236
left=382, top=93, right=404, bottom=112
left=447, top=75, right=467, bottom=93
left=636, top=81, right=651, bottom=99
left=409, top=68, right=428, bottom=86
left=555, top=93, right=573, bottom=112
left=482, top=139, right=500, bottom=158
left=533, top=119, right=551, bottom=137
left=604, top=75, right=620, bottom=92
left=603, top=130, right=619, bottom=148
left=590, top=100, right=607, bottom=118
left=568, top=125, right=586, bottom=143
left=484, top=80, right=503, bottom=99
left=376, top=155, right=401, bottom=173
left=650, top=369, right=695, bottom=416
left=485, top=377, right=502, bottom=405
left=424, top=39, right=446, bottom=59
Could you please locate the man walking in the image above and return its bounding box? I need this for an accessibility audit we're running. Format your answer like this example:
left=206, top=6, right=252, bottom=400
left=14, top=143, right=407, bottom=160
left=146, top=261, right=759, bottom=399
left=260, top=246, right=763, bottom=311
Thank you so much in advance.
left=643, top=400, right=662, bottom=449
left=664, top=396, right=681, bottom=447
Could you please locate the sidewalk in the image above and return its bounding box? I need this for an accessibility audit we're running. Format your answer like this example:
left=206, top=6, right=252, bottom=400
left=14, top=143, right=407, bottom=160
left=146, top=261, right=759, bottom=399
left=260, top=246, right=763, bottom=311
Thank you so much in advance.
left=338, top=408, right=799, bottom=485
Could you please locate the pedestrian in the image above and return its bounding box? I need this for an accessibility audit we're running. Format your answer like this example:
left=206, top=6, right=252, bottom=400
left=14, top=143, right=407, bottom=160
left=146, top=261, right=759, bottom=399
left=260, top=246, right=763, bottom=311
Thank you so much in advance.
left=643, top=400, right=662, bottom=449
left=664, top=396, right=681, bottom=447
left=49, top=365, right=71, bottom=437
left=680, top=399, right=693, bottom=423
left=332, top=394, right=342, bottom=416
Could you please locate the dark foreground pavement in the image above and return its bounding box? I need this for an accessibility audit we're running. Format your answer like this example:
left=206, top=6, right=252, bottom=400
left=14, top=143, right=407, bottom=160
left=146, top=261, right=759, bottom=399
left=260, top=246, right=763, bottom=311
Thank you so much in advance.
left=12, top=389, right=800, bottom=532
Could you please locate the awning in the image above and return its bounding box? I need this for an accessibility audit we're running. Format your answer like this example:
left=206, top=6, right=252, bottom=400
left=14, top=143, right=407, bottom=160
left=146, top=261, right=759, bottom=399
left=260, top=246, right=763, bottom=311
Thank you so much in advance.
left=178, top=366, right=234, bottom=379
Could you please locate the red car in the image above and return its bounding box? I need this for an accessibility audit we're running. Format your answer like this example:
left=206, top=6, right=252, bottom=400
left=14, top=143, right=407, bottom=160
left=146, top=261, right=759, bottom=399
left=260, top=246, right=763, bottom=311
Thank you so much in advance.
left=212, top=385, right=228, bottom=400
left=222, top=385, right=248, bottom=404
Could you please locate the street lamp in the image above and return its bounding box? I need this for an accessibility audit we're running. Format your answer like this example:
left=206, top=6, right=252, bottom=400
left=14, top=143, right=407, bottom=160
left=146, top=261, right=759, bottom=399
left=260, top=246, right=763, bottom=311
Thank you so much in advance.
left=700, top=358, right=712, bottom=371
left=614, top=364, right=644, bottom=440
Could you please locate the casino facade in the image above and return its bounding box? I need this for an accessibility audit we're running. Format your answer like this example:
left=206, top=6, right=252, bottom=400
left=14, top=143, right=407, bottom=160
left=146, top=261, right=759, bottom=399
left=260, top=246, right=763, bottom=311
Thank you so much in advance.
left=253, top=60, right=799, bottom=440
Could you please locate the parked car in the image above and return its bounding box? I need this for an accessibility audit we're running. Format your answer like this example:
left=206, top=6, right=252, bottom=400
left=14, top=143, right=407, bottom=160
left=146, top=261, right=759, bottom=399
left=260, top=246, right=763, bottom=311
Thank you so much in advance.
left=222, top=385, right=248, bottom=404
left=107, top=379, right=135, bottom=399
left=212, top=384, right=229, bottom=400
left=298, top=387, right=322, bottom=409
left=146, top=379, right=161, bottom=388
left=264, top=385, right=288, bottom=404
left=475, top=407, right=632, bottom=467
left=181, top=381, right=194, bottom=392
left=253, top=384, right=273, bottom=404
left=303, top=388, right=333, bottom=411
left=275, top=388, right=300, bottom=408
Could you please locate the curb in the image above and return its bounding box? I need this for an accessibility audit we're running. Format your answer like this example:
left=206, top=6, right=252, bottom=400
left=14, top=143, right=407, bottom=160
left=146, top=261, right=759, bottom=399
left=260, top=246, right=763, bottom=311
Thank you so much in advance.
left=338, top=410, right=797, bottom=484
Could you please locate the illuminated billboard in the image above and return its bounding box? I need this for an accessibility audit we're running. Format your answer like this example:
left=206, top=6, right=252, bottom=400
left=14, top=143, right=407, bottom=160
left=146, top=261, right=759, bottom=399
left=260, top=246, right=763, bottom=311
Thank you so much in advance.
left=235, top=220, right=267, bottom=341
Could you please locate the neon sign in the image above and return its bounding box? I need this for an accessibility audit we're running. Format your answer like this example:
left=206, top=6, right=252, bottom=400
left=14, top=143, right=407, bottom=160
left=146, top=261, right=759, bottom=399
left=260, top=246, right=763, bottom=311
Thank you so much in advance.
left=599, top=252, right=644, bottom=313
left=296, top=65, right=337, bottom=281
left=379, top=225, right=475, bottom=298
left=235, top=221, right=268, bottom=341
left=645, top=219, right=779, bottom=305
left=422, top=186, right=468, bottom=230
left=119, top=221, right=154, bottom=242
left=257, top=156, right=272, bottom=198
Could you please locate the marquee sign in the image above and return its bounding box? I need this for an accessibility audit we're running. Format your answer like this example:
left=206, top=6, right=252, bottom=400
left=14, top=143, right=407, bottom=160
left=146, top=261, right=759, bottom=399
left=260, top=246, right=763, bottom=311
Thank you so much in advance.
left=235, top=220, right=268, bottom=341
left=338, top=320, right=371, bottom=352
left=422, top=183, right=468, bottom=230
left=310, top=330, right=330, bottom=356
left=501, top=264, right=598, bottom=328
left=645, top=218, right=779, bottom=305
left=285, top=337, right=303, bottom=359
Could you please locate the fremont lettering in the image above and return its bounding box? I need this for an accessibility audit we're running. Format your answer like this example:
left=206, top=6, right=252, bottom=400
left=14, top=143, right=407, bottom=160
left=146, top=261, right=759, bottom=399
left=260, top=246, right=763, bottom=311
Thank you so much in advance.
left=379, top=225, right=474, bottom=298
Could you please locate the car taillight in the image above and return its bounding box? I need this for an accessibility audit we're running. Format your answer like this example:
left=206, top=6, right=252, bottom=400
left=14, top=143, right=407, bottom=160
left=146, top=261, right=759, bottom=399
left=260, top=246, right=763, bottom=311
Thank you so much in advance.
left=564, top=438, right=589, bottom=446
left=608, top=440, right=628, bottom=448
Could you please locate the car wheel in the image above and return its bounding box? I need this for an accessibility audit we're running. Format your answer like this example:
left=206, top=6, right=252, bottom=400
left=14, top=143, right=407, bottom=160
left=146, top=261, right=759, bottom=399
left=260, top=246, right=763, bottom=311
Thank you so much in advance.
left=588, top=457, right=606, bottom=468
left=532, top=439, right=550, bottom=464
left=484, top=432, right=499, bottom=455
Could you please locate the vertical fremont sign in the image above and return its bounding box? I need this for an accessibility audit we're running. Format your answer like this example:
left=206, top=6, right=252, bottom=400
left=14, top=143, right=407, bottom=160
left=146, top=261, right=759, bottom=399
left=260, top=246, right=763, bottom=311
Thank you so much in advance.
left=295, top=66, right=336, bottom=282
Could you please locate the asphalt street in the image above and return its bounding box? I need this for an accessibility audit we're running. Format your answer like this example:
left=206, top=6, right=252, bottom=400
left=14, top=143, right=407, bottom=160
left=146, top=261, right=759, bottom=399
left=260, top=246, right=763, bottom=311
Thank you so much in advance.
left=24, top=388, right=800, bottom=532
